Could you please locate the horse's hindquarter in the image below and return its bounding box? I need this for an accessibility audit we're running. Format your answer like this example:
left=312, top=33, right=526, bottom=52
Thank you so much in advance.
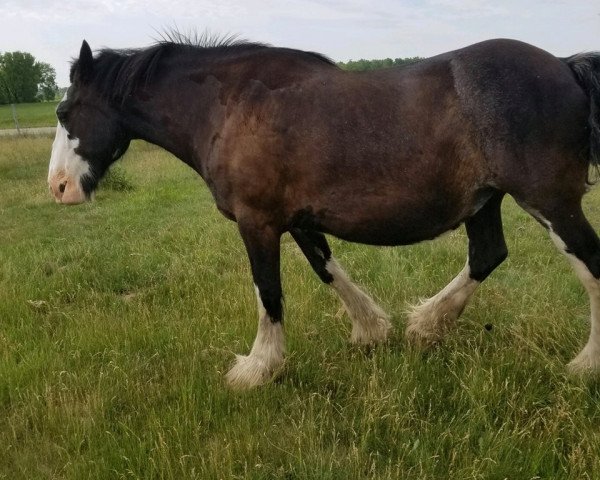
left=449, top=39, right=590, bottom=203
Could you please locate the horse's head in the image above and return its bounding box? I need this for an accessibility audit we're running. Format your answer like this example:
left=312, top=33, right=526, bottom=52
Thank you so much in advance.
left=48, top=40, right=131, bottom=204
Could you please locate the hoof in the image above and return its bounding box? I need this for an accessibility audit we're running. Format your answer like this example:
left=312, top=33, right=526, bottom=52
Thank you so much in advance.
left=404, top=301, right=449, bottom=349
left=567, top=346, right=600, bottom=376
left=405, top=320, right=442, bottom=349
left=350, top=315, right=392, bottom=345
left=225, top=354, right=281, bottom=390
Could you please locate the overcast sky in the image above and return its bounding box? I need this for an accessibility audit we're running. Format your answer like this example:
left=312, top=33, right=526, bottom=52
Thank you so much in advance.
left=0, top=0, right=598, bottom=87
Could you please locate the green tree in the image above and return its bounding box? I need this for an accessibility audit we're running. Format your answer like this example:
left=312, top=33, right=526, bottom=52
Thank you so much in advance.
left=0, top=80, right=7, bottom=104
left=37, top=62, right=58, bottom=101
left=337, top=56, right=424, bottom=72
left=0, top=51, right=58, bottom=104
left=0, top=52, right=40, bottom=103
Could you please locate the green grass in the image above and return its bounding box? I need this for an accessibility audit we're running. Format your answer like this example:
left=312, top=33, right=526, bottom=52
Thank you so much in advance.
left=0, top=101, right=58, bottom=129
left=2, top=135, right=600, bottom=478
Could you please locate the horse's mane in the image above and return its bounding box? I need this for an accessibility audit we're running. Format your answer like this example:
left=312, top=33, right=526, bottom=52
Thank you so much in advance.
left=70, top=30, right=335, bottom=103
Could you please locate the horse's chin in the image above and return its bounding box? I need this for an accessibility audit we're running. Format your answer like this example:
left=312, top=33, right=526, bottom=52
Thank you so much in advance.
left=58, top=193, right=89, bottom=205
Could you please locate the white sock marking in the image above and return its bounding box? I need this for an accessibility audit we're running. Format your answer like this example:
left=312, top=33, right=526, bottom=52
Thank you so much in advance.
left=549, top=229, right=600, bottom=372
left=226, top=285, right=285, bottom=389
left=406, top=263, right=479, bottom=346
left=325, top=257, right=391, bottom=344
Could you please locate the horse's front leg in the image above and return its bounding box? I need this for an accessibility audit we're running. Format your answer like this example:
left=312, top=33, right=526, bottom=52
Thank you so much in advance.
left=225, top=221, right=284, bottom=389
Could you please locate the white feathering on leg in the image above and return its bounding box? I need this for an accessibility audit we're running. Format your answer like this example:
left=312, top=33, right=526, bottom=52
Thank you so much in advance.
left=406, top=263, right=479, bottom=348
left=326, top=257, right=392, bottom=344
left=549, top=230, right=600, bottom=374
left=226, top=286, right=285, bottom=389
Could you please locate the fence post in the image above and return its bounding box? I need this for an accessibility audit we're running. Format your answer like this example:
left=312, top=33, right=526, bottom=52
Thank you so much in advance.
left=10, top=103, right=20, bottom=134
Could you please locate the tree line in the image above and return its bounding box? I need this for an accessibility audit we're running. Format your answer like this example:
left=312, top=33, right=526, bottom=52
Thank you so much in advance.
left=0, top=51, right=58, bottom=104
left=337, top=57, right=424, bottom=71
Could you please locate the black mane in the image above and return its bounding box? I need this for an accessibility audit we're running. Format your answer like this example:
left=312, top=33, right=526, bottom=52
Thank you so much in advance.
left=70, top=33, right=335, bottom=103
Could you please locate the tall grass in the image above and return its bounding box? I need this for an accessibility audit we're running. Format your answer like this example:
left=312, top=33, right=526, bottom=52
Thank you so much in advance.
left=1, top=136, right=600, bottom=479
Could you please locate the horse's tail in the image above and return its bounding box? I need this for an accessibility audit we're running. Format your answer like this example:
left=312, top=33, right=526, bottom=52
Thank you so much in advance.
left=564, top=52, right=600, bottom=168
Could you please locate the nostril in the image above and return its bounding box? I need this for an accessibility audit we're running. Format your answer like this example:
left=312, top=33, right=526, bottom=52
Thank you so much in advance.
left=59, top=182, right=66, bottom=194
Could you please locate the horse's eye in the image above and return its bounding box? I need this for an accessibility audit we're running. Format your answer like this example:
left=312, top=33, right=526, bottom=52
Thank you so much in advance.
left=56, top=104, right=69, bottom=125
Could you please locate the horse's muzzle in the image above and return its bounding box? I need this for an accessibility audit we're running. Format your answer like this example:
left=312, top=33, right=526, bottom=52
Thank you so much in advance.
left=48, top=174, right=87, bottom=205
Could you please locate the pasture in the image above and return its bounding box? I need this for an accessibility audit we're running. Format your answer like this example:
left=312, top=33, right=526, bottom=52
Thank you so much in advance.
left=0, top=102, right=59, bottom=130
left=2, top=134, right=600, bottom=479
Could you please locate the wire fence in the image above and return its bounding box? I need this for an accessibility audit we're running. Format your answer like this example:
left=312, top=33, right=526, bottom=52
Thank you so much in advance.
left=0, top=101, right=59, bottom=132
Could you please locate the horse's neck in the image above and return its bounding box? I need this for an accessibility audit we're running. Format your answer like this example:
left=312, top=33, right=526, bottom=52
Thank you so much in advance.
left=120, top=101, right=193, bottom=166
left=123, top=72, right=224, bottom=171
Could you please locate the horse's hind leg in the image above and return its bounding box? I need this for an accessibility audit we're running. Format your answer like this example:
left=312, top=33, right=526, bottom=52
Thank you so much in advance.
left=406, top=193, right=508, bottom=347
left=225, top=221, right=285, bottom=389
left=290, top=228, right=392, bottom=344
left=534, top=205, right=600, bottom=373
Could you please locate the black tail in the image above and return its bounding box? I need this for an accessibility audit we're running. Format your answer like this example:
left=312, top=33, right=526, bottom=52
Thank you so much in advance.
left=565, top=52, right=600, bottom=167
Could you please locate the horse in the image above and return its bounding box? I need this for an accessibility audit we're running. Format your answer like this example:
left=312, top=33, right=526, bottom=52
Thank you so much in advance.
left=48, top=36, right=600, bottom=389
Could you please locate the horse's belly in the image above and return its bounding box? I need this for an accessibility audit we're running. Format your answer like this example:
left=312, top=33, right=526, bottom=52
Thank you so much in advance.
left=296, top=193, right=472, bottom=246
left=322, top=213, right=463, bottom=246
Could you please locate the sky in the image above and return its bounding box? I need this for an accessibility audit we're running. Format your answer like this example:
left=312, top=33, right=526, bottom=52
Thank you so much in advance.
left=0, top=0, right=598, bottom=87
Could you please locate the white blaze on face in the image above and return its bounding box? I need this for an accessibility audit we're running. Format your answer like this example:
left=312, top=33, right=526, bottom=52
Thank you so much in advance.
left=48, top=119, right=91, bottom=205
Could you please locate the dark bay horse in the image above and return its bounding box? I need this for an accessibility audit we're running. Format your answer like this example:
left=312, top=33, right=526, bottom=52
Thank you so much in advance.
left=48, top=37, right=600, bottom=388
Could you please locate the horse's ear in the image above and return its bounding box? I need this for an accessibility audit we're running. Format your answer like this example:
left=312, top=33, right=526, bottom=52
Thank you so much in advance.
left=77, top=40, right=94, bottom=83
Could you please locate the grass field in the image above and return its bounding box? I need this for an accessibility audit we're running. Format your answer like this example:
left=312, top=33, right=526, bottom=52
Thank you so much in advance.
left=0, top=101, right=59, bottom=129
left=2, top=135, right=600, bottom=479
